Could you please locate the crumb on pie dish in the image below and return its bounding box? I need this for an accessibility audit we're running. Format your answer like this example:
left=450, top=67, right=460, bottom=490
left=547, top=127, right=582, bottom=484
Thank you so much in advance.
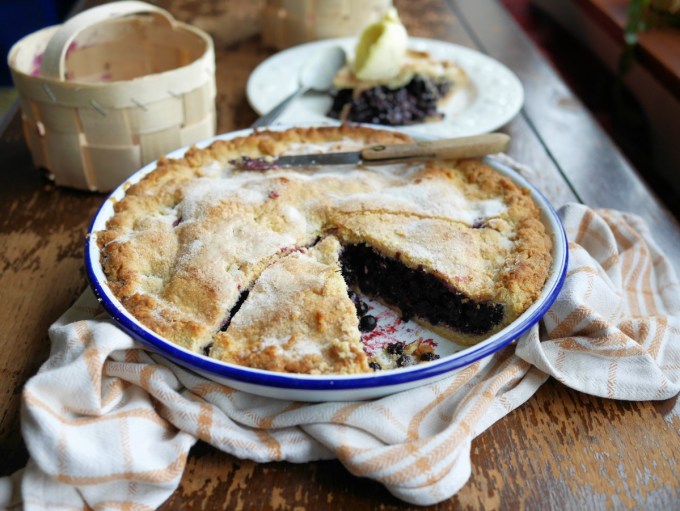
left=96, top=125, right=553, bottom=375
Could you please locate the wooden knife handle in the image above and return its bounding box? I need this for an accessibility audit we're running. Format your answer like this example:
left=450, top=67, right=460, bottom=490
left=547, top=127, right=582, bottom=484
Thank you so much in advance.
left=360, top=133, right=510, bottom=161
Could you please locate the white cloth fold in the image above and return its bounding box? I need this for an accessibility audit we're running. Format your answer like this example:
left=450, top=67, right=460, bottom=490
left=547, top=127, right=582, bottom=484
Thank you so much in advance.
left=517, top=205, right=680, bottom=400
left=1, top=203, right=679, bottom=510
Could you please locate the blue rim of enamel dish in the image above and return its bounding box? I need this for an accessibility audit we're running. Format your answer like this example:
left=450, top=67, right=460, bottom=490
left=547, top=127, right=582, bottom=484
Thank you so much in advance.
left=85, top=128, right=568, bottom=392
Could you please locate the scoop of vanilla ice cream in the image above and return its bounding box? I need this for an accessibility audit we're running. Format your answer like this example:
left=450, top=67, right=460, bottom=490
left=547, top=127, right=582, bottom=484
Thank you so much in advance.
left=352, top=8, right=408, bottom=81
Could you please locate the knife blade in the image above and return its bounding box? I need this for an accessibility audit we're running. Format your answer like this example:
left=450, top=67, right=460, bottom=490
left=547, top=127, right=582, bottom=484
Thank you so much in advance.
left=232, top=133, right=510, bottom=170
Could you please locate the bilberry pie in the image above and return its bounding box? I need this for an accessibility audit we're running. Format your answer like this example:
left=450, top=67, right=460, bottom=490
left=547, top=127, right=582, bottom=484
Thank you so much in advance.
left=97, top=126, right=552, bottom=375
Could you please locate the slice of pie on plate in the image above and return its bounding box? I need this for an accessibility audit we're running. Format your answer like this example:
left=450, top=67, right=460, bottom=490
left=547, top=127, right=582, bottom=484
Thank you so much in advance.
left=328, top=49, right=468, bottom=126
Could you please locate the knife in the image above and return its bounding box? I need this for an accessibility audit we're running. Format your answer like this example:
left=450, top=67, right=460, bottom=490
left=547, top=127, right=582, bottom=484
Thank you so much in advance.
left=233, top=133, right=510, bottom=170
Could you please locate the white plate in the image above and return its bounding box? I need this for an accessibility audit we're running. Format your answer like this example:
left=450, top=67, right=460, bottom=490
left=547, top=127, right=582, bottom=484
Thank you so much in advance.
left=86, top=126, right=566, bottom=402
left=246, top=37, right=524, bottom=137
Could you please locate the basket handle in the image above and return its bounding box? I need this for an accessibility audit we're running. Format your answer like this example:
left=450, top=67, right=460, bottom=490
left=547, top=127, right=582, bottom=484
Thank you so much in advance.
left=40, top=1, right=176, bottom=81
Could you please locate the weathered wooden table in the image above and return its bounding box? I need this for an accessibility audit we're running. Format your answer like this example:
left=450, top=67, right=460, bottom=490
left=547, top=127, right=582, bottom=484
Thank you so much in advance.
left=1, top=0, right=679, bottom=508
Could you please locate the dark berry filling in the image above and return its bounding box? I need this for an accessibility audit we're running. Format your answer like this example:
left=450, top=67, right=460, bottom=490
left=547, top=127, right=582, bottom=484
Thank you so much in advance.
left=359, top=314, right=377, bottom=332
left=220, top=289, right=249, bottom=331
left=340, top=244, right=504, bottom=335
left=420, top=352, right=440, bottom=362
left=352, top=295, right=369, bottom=316
left=397, top=354, right=417, bottom=367
left=385, top=342, right=405, bottom=356
left=327, top=76, right=452, bottom=127
left=229, top=156, right=277, bottom=171
left=369, top=361, right=382, bottom=371
left=471, top=217, right=487, bottom=229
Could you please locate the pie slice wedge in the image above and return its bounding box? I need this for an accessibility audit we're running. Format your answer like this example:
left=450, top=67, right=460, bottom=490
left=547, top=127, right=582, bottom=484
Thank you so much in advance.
left=209, top=236, right=370, bottom=375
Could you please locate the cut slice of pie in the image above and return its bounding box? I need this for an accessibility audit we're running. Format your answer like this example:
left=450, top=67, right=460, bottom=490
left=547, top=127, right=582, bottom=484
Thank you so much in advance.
left=326, top=159, right=552, bottom=343
left=209, top=236, right=369, bottom=374
left=334, top=213, right=512, bottom=344
left=327, top=49, right=467, bottom=126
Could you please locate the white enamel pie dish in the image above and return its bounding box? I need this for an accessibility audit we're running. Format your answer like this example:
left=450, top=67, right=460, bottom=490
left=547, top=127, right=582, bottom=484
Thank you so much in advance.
left=85, top=126, right=568, bottom=402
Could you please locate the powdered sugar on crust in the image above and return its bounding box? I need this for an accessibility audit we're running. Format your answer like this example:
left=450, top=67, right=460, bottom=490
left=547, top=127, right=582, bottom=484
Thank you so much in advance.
left=331, top=178, right=508, bottom=226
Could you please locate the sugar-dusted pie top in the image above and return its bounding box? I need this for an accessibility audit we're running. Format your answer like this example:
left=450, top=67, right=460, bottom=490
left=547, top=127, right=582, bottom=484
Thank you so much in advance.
left=97, top=125, right=552, bottom=374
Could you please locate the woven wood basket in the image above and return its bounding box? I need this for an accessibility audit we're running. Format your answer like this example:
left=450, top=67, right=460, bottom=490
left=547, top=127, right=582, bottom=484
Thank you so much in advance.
left=8, top=1, right=216, bottom=192
left=261, top=0, right=392, bottom=50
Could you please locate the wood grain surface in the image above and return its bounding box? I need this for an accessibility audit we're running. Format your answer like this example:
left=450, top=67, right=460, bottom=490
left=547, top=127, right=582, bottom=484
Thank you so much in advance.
left=0, top=0, right=678, bottom=509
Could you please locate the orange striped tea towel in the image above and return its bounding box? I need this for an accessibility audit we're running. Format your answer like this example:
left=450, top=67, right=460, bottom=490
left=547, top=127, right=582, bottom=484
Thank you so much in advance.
left=1, top=203, right=678, bottom=510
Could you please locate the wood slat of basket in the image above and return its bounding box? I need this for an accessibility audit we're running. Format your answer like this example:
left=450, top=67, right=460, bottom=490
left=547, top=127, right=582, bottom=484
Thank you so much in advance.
left=21, top=117, right=48, bottom=171
left=183, top=85, right=215, bottom=126
left=180, top=114, right=215, bottom=148
left=85, top=145, right=143, bottom=192
left=139, top=128, right=182, bottom=167
left=128, top=96, right=184, bottom=134
left=44, top=131, right=89, bottom=189
left=79, top=108, right=131, bottom=146
left=37, top=102, right=79, bottom=134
